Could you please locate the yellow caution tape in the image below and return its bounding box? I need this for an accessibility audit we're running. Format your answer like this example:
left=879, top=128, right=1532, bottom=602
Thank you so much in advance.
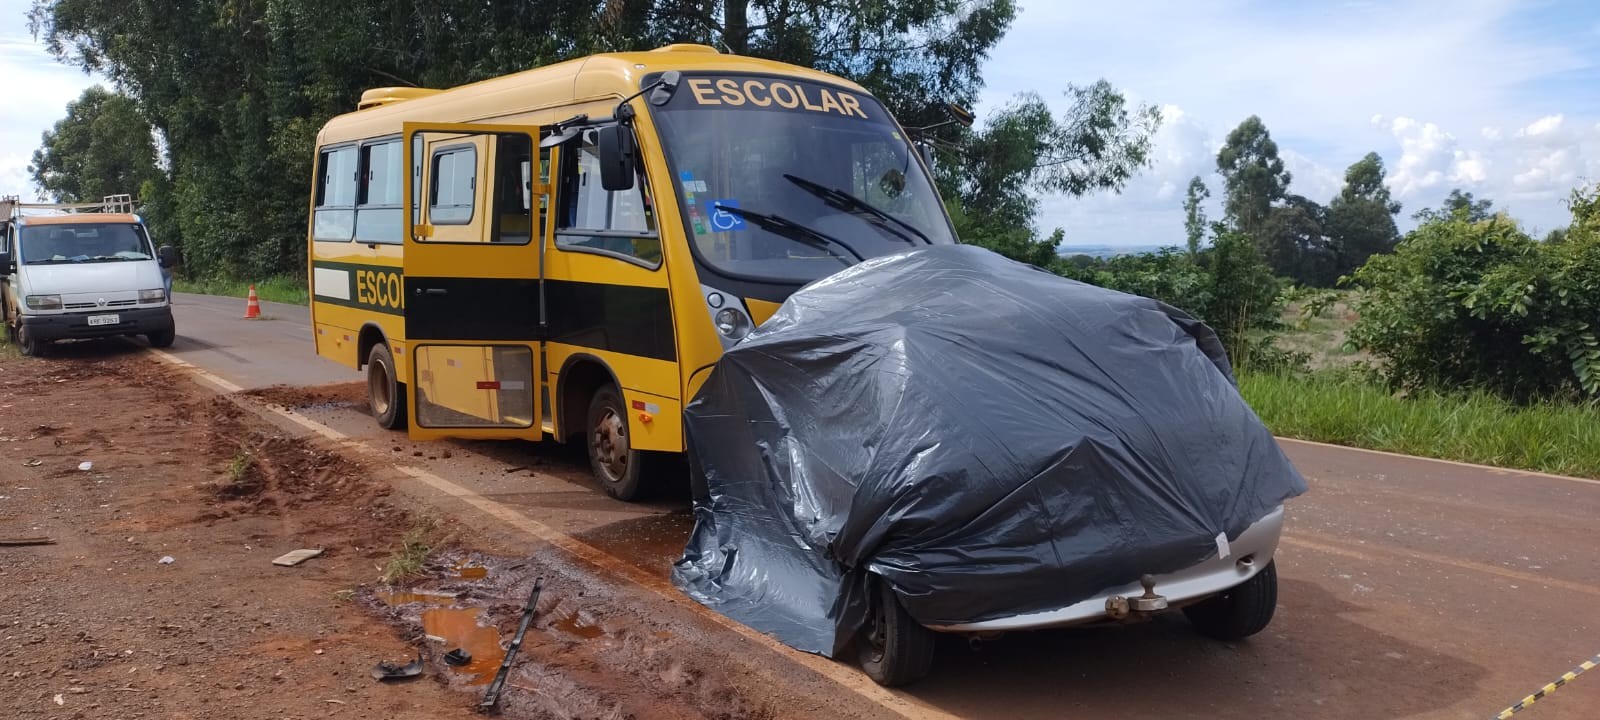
left=1494, top=652, right=1600, bottom=719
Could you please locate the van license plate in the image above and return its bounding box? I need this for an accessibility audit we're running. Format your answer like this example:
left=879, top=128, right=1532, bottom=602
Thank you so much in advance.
left=87, top=314, right=120, bottom=326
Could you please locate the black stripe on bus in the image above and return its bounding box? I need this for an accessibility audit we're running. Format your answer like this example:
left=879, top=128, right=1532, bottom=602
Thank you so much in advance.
left=545, top=280, right=676, bottom=362
left=316, top=260, right=674, bottom=361
left=401, top=276, right=676, bottom=361
left=404, top=276, right=541, bottom=341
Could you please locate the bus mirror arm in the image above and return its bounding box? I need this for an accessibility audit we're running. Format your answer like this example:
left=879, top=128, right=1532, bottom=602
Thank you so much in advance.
left=611, top=70, right=683, bottom=123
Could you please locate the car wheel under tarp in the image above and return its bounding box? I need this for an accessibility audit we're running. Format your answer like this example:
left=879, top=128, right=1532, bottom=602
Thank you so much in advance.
left=1184, top=559, right=1278, bottom=640
left=859, top=579, right=936, bottom=687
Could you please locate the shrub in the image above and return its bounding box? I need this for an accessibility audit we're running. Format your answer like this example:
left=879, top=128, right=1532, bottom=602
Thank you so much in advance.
left=1347, top=209, right=1600, bottom=401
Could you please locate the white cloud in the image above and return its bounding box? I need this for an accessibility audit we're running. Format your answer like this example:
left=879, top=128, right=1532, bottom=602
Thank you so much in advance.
left=1519, top=114, right=1565, bottom=137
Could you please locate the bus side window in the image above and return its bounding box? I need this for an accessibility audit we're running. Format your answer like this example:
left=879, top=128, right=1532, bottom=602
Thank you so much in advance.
left=492, top=134, right=533, bottom=244
left=555, top=130, right=661, bottom=267
left=355, top=139, right=402, bottom=244
left=313, top=146, right=357, bottom=241
left=429, top=146, right=477, bottom=226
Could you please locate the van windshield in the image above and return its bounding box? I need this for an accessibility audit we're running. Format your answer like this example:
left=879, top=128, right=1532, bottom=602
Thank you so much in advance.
left=18, top=223, right=154, bottom=265
left=651, top=74, right=955, bottom=284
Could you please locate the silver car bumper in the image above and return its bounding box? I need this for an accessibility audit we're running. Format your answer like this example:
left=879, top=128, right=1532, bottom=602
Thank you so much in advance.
left=926, top=505, right=1285, bottom=633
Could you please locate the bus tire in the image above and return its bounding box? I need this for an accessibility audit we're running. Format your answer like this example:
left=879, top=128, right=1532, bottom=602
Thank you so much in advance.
left=367, top=342, right=407, bottom=430
left=587, top=385, right=645, bottom=501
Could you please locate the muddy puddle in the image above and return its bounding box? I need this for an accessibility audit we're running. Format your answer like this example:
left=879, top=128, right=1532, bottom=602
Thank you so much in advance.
left=377, top=588, right=504, bottom=685
left=551, top=609, right=605, bottom=640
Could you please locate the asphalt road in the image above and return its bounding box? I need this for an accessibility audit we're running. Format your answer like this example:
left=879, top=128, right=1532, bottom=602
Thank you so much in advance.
left=155, top=295, right=1600, bottom=719
left=166, top=291, right=356, bottom=388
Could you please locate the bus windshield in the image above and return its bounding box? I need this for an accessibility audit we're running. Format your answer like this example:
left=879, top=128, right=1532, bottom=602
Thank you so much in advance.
left=19, top=223, right=154, bottom=265
left=651, top=74, right=955, bottom=284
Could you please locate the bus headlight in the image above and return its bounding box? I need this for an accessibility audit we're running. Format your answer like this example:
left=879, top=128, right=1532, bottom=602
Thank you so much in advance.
left=25, top=295, right=62, bottom=310
left=139, top=288, right=166, bottom=303
left=714, top=308, right=750, bottom=339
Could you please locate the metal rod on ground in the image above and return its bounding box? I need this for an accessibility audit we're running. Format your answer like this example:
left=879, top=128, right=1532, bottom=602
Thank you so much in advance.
left=1492, top=651, right=1600, bottom=719
left=479, top=577, right=544, bottom=713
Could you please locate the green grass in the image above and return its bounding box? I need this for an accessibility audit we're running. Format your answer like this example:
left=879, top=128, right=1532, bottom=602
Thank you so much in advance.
left=173, top=275, right=308, bottom=305
left=381, top=516, right=440, bottom=585
left=1241, top=372, right=1600, bottom=479
left=0, top=323, right=18, bottom=360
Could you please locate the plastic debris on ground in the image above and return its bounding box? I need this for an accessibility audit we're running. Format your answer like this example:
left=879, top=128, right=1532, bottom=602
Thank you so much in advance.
left=673, top=244, right=1307, bottom=656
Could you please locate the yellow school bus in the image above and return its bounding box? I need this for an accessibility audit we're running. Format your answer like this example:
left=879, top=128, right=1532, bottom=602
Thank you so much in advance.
left=308, top=44, right=959, bottom=500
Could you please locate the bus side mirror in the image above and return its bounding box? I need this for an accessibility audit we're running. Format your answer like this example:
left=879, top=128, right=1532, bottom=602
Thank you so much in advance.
left=157, top=245, right=178, bottom=268
left=597, top=124, right=636, bottom=192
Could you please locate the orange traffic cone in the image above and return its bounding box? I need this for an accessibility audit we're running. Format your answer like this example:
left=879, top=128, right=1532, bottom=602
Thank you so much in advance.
left=243, top=285, right=261, bottom=319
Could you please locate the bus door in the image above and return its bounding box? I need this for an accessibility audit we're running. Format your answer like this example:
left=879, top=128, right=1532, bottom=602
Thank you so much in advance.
left=402, top=122, right=546, bottom=440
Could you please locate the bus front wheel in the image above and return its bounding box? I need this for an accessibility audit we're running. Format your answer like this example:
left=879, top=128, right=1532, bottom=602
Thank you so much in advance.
left=587, top=386, right=645, bottom=501
left=367, top=342, right=407, bottom=430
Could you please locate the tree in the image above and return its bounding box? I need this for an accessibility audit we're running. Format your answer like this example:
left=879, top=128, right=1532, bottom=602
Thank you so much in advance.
left=1413, top=188, right=1494, bottom=223
left=1257, top=194, right=1335, bottom=286
left=1215, top=116, right=1291, bottom=239
left=28, top=85, right=159, bottom=203
left=29, top=0, right=1020, bottom=278
left=1183, top=176, right=1209, bottom=256
left=948, top=81, right=1160, bottom=265
left=1325, top=152, right=1400, bottom=279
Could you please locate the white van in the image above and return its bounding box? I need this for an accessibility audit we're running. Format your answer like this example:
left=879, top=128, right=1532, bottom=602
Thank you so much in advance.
left=0, top=212, right=176, bottom=356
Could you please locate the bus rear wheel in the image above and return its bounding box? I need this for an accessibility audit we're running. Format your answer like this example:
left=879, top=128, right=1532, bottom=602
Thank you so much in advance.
left=587, top=386, right=645, bottom=501
left=367, top=342, right=407, bottom=430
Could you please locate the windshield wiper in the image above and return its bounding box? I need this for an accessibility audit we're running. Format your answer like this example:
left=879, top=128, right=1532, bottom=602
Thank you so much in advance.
left=711, top=204, right=865, bottom=262
left=783, top=173, right=932, bottom=246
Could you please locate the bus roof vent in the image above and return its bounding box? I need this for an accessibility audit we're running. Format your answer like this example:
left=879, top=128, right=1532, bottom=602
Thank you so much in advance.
left=358, top=87, right=442, bottom=110
left=652, top=43, right=720, bottom=54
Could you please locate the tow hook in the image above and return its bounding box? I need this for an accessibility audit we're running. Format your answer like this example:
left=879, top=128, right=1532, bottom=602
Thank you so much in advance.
left=1106, top=574, right=1169, bottom=620
left=1132, top=574, right=1168, bottom=612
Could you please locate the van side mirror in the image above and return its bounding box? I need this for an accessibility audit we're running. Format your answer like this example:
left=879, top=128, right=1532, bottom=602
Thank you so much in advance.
left=157, top=245, right=178, bottom=268
left=0, top=250, right=11, bottom=275
left=596, top=124, right=636, bottom=192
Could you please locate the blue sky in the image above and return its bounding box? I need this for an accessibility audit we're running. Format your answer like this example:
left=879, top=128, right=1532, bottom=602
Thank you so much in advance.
left=4, top=0, right=1599, bottom=247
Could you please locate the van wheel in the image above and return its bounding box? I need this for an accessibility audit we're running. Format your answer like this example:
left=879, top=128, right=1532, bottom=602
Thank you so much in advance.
left=367, top=342, right=407, bottom=430
left=146, top=328, right=176, bottom=349
left=1184, top=560, right=1278, bottom=640
left=587, top=385, right=645, bottom=501
left=16, top=322, right=45, bottom=357
left=859, top=579, right=936, bottom=687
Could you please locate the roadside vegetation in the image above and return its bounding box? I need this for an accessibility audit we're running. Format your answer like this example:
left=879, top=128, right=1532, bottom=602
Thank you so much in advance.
left=1240, top=372, right=1600, bottom=478
left=172, top=275, right=308, bottom=305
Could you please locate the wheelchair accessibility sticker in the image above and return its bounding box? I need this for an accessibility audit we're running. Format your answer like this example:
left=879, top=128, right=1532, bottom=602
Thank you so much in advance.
left=709, top=200, right=746, bottom=232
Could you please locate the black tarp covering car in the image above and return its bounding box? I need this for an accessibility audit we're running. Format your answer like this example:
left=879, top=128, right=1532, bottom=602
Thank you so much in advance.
left=672, top=244, right=1306, bottom=658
